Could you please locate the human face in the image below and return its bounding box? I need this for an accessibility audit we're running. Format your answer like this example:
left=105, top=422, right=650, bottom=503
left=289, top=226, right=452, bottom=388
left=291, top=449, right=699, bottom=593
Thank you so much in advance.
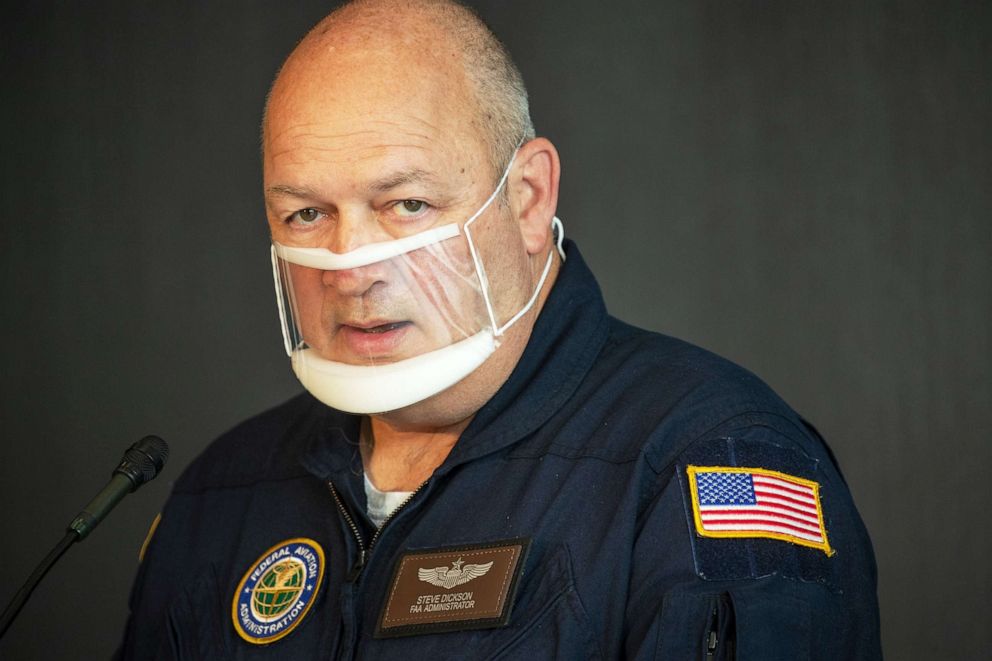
left=263, top=45, right=524, bottom=368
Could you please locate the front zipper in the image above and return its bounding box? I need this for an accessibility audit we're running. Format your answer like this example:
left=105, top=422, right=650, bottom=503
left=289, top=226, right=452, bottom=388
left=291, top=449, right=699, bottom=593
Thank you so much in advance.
left=328, top=480, right=428, bottom=582
left=328, top=483, right=367, bottom=580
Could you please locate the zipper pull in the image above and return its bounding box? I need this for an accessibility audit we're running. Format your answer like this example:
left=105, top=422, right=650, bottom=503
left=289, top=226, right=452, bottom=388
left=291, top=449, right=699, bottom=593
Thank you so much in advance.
left=705, top=603, right=719, bottom=659
left=705, top=595, right=735, bottom=659
left=706, top=628, right=718, bottom=658
left=346, top=548, right=366, bottom=582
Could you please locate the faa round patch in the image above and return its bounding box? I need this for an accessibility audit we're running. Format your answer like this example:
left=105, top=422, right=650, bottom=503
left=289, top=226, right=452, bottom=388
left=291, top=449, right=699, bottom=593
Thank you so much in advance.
left=232, top=538, right=325, bottom=645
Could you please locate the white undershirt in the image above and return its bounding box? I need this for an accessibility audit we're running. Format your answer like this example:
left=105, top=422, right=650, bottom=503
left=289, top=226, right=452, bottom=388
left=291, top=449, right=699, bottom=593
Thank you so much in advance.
left=364, top=474, right=414, bottom=528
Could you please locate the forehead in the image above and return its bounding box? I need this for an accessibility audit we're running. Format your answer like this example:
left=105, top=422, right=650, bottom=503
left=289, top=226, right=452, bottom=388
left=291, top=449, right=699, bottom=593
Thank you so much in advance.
left=264, top=42, right=487, bottom=186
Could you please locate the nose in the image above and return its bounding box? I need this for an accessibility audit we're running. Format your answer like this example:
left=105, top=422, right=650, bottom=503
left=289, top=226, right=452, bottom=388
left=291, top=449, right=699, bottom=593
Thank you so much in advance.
left=321, top=262, right=387, bottom=296
left=321, top=210, right=388, bottom=296
left=327, top=207, right=379, bottom=254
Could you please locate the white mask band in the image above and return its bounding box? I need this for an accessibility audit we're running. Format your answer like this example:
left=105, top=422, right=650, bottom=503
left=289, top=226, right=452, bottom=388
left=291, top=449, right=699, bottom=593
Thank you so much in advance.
left=273, top=223, right=461, bottom=270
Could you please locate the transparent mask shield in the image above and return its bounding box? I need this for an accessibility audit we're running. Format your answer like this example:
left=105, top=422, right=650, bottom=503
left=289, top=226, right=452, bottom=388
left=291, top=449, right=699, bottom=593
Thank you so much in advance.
left=272, top=221, right=505, bottom=414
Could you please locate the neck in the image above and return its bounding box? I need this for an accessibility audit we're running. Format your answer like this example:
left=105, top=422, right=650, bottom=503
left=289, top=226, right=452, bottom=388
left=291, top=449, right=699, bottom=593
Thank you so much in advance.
left=361, top=415, right=472, bottom=491
left=360, top=242, right=563, bottom=492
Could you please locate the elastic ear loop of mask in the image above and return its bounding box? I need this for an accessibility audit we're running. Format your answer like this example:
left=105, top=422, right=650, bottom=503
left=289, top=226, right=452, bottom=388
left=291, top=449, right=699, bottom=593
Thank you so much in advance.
left=495, top=215, right=565, bottom=336
left=553, top=215, right=566, bottom=261
left=463, top=156, right=564, bottom=339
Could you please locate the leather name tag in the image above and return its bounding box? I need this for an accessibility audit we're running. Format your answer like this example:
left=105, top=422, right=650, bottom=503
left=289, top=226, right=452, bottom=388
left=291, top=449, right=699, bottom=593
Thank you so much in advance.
left=375, top=538, right=530, bottom=638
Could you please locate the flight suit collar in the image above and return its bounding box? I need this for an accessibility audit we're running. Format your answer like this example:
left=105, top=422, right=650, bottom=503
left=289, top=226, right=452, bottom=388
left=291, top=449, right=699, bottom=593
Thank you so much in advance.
left=446, top=239, right=610, bottom=465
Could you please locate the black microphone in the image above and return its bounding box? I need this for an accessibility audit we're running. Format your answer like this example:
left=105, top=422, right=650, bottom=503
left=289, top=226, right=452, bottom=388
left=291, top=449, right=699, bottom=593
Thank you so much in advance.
left=69, top=435, right=169, bottom=539
left=0, top=435, right=169, bottom=639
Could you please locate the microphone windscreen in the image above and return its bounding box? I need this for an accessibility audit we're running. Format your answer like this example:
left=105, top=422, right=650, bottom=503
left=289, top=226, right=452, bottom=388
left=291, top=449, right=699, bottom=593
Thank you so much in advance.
left=116, top=435, right=169, bottom=487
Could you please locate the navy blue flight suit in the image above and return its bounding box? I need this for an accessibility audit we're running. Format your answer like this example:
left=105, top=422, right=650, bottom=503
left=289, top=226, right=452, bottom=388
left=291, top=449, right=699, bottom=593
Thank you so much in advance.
left=120, top=241, right=881, bottom=659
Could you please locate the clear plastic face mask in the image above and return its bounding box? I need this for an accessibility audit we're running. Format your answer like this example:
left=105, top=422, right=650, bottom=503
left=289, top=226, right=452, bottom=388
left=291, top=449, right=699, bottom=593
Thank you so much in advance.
left=269, top=150, right=563, bottom=414
left=274, top=230, right=500, bottom=413
left=274, top=227, right=489, bottom=363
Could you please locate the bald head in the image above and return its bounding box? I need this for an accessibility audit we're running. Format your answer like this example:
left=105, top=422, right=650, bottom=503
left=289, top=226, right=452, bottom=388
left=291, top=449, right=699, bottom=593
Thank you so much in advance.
left=265, top=0, right=534, bottom=180
left=261, top=0, right=561, bottom=427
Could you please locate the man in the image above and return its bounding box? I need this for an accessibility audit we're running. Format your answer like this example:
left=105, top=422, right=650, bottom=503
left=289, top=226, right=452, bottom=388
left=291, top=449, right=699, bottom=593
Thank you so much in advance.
left=121, top=1, right=881, bottom=658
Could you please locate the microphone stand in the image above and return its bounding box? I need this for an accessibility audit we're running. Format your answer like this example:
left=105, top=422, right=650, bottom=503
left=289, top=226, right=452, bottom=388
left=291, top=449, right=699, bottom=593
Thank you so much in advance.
left=0, top=531, right=79, bottom=638
left=0, top=435, right=167, bottom=641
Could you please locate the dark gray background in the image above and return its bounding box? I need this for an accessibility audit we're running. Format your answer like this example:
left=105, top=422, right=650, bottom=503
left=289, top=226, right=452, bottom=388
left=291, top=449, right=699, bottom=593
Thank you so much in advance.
left=1, top=1, right=988, bottom=658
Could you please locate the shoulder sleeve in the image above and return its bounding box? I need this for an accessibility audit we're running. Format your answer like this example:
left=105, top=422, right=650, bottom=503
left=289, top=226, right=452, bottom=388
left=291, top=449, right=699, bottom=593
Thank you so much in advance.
left=625, top=414, right=881, bottom=660
left=117, top=497, right=232, bottom=660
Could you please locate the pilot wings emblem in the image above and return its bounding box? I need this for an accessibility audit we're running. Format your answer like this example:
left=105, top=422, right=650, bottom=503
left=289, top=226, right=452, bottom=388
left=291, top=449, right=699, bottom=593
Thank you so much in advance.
left=417, top=557, right=493, bottom=589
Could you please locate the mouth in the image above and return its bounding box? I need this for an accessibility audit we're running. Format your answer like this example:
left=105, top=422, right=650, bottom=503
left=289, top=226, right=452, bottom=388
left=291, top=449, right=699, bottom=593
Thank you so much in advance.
left=336, top=320, right=413, bottom=357
left=346, top=321, right=411, bottom=334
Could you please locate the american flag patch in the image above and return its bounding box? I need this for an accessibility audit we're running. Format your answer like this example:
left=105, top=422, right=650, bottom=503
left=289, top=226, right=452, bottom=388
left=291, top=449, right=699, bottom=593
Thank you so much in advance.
left=686, top=465, right=833, bottom=555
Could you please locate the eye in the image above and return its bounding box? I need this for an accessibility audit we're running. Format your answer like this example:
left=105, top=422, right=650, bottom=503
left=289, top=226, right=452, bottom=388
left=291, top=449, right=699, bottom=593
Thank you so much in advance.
left=287, top=208, right=324, bottom=226
left=393, top=200, right=428, bottom=218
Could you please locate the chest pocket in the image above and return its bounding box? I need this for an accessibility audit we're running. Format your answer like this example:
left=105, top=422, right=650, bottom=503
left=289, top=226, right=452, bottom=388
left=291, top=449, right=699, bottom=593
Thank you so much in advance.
left=477, top=544, right=603, bottom=661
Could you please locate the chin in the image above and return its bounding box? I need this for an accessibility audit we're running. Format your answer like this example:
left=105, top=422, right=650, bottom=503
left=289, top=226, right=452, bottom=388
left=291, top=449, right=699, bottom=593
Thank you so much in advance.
left=373, top=387, right=479, bottom=432
left=372, top=329, right=526, bottom=432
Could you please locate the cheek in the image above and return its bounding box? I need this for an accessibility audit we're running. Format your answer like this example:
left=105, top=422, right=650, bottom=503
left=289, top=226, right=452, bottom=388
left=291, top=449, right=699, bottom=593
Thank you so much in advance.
left=473, top=216, right=532, bottom=326
left=286, top=265, right=327, bottom=336
left=399, top=245, right=488, bottom=341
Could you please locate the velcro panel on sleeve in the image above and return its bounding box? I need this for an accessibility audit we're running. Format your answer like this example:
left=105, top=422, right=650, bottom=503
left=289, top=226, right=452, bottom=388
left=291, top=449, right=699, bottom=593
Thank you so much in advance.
left=676, top=430, right=840, bottom=592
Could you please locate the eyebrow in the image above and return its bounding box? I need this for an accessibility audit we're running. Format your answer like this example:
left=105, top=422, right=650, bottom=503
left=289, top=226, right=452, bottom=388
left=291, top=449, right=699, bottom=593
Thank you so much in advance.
left=364, top=168, right=438, bottom=194
left=265, top=168, right=441, bottom=201
left=265, top=184, right=317, bottom=199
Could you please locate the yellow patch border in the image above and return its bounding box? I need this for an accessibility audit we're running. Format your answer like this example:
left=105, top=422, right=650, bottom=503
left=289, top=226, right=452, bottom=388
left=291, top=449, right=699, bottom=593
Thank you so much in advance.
left=686, top=465, right=834, bottom=556
left=138, top=512, right=162, bottom=563
left=231, top=537, right=326, bottom=645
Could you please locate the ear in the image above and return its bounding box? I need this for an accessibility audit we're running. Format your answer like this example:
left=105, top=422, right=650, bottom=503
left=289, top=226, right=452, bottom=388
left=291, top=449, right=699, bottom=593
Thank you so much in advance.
left=509, top=137, right=561, bottom=255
